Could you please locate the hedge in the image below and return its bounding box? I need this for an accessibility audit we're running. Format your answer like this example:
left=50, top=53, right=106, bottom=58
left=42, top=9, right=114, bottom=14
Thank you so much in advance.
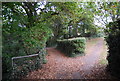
left=2, top=23, right=51, bottom=79
left=105, top=19, right=120, bottom=78
left=57, top=37, right=86, bottom=57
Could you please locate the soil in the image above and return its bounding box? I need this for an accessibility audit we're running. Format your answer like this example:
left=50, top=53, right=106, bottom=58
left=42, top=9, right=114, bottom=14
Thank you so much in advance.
left=23, top=37, right=115, bottom=79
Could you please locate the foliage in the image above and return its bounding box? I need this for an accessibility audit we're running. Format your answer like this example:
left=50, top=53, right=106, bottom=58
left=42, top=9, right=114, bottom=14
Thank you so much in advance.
left=22, top=23, right=51, bottom=54
left=57, top=37, right=86, bottom=57
left=3, top=2, right=119, bottom=79
left=2, top=22, right=51, bottom=79
left=12, top=56, right=42, bottom=79
left=45, top=2, right=100, bottom=47
left=46, top=37, right=57, bottom=47
left=105, top=19, right=120, bottom=78
left=93, top=2, right=120, bottom=26
left=2, top=2, right=52, bottom=79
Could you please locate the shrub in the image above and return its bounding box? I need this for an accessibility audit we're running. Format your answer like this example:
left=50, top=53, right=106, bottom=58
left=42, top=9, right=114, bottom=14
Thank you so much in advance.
left=11, top=56, right=42, bottom=79
left=57, top=37, right=86, bottom=57
left=46, top=37, right=57, bottom=47
left=105, top=19, right=120, bottom=78
left=2, top=23, right=52, bottom=79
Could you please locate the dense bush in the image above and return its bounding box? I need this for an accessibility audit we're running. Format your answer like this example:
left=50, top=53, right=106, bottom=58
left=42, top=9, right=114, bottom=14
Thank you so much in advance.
left=105, top=19, right=120, bottom=78
left=57, top=37, right=86, bottom=57
left=46, top=37, right=57, bottom=47
left=2, top=23, right=51, bottom=79
left=11, top=56, right=42, bottom=79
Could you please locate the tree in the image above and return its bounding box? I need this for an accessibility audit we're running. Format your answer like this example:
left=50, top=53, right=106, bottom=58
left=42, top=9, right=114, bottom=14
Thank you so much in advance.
left=45, top=2, right=98, bottom=38
left=105, top=19, right=120, bottom=78
left=2, top=2, right=52, bottom=79
left=93, top=2, right=120, bottom=26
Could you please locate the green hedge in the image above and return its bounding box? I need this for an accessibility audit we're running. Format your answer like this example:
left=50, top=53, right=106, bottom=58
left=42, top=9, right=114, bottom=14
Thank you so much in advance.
left=46, top=37, right=57, bottom=47
left=105, top=19, right=120, bottom=78
left=2, top=23, right=51, bottom=79
left=57, top=37, right=86, bottom=57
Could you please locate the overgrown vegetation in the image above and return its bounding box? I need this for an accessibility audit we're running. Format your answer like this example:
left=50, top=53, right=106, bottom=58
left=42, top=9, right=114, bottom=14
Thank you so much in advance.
left=2, top=3, right=52, bottom=79
left=2, top=23, right=51, bottom=79
left=2, top=1, right=120, bottom=80
left=105, top=19, right=120, bottom=78
left=57, top=37, right=86, bottom=57
left=12, top=56, right=41, bottom=79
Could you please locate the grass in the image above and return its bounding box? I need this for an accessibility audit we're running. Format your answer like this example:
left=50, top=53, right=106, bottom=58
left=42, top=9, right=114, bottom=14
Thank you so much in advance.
left=70, top=53, right=85, bottom=57
left=99, top=39, right=108, bottom=65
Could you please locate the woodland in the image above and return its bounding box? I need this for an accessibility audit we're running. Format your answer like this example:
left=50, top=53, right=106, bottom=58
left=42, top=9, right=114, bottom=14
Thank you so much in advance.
left=2, top=2, right=120, bottom=80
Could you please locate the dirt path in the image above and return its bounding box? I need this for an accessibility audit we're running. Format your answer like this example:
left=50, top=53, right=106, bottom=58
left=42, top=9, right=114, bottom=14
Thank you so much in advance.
left=71, top=38, right=104, bottom=79
left=25, top=37, right=107, bottom=79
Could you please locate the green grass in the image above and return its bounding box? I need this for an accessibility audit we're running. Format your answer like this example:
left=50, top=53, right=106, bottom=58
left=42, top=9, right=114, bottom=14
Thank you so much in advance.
left=99, top=40, right=108, bottom=65
left=100, top=59, right=108, bottom=65
left=69, top=53, right=85, bottom=57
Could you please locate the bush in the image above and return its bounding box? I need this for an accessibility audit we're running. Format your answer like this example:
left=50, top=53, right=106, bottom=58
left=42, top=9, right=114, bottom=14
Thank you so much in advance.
left=2, top=23, right=51, bottom=79
left=46, top=37, right=57, bottom=47
left=57, top=37, right=86, bottom=57
left=105, top=19, right=120, bottom=78
left=11, top=56, right=42, bottom=79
